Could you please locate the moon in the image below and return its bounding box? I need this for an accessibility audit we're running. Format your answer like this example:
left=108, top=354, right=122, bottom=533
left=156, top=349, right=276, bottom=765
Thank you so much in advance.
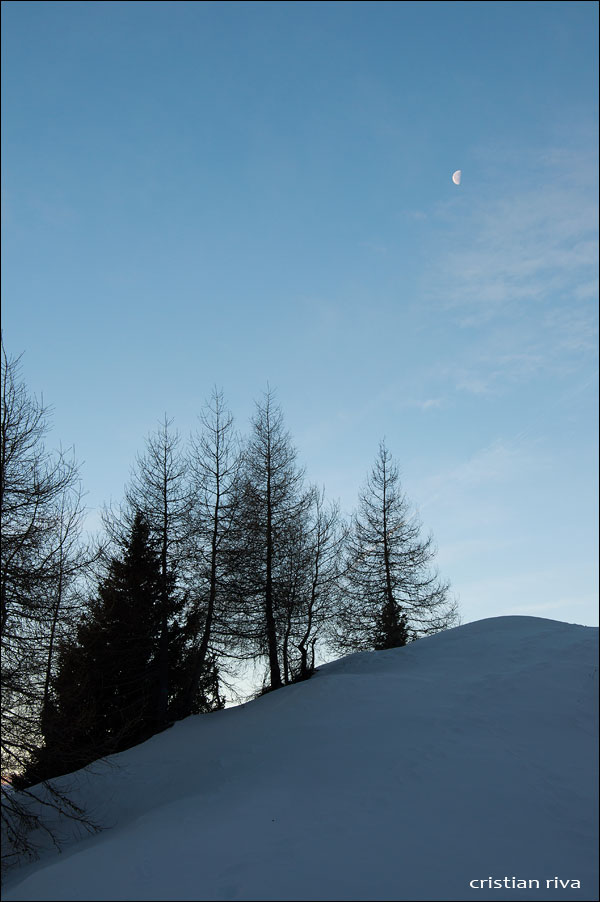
left=452, top=170, right=462, bottom=185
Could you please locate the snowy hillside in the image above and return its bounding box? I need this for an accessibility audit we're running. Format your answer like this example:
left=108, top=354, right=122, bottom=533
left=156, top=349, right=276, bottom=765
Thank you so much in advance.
left=2, top=616, right=598, bottom=902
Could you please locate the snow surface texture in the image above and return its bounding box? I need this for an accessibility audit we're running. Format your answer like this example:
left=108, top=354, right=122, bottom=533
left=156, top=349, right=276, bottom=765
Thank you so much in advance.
left=3, top=616, right=598, bottom=902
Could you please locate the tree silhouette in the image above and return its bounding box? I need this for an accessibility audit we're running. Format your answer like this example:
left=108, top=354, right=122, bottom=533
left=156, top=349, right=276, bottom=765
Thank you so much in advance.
left=336, top=441, right=457, bottom=652
left=229, top=390, right=312, bottom=690
left=20, top=512, right=176, bottom=786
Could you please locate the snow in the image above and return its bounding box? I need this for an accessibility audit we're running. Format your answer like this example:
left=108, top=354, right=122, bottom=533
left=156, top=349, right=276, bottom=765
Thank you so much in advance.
left=2, top=616, right=598, bottom=901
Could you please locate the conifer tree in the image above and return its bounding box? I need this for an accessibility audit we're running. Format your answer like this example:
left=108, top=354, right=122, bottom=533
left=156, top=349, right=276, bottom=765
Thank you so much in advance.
left=1, top=340, right=84, bottom=782
left=184, top=389, right=241, bottom=712
left=279, top=488, right=345, bottom=682
left=114, top=417, right=193, bottom=726
left=230, top=390, right=312, bottom=691
left=373, top=600, right=410, bottom=650
left=1, top=338, right=97, bottom=858
left=336, top=441, right=457, bottom=653
left=20, top=512, right=178, bottom=785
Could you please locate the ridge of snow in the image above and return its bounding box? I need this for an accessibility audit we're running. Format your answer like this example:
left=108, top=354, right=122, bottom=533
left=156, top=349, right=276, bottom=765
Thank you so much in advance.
left=3, top=615, right=598, bottom=902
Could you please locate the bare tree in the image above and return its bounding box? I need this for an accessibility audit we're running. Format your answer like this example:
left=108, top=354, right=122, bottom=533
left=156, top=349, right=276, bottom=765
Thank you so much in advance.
left=230, top=390, right=312, bottom=691
left=335, top=440, right=458, bottom=653
left=292, top=488, right=346, bottom=680
left=1, top=341, right=83, bottom=776
left=270, top=486, right=347, bottom=683
left=184, top=388, right=241, bottom=712
left=1, top=338, right=96, bottom=870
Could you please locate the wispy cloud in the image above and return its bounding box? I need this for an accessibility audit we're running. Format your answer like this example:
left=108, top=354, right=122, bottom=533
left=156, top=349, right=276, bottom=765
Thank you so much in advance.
left=438, top=344, right=549, bottom=396
left=449, top=440, right=540, bottom=486
left=426, top=144, right=598, bottom=396
left=473, top=153, right=591, bottom=287
left=444, top=152, right=596, bottom=313
left=416, top=436, right=551, bottom=513
left=402, top=397, right=443, bottom=410
left=402, top=209, right=428, bottom=222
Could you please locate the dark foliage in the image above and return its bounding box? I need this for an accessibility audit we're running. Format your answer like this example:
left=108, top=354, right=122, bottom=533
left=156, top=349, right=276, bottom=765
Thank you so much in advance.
left=17, top=513, right=189, bottom=787
left=373, top=600, right=411, bottom=650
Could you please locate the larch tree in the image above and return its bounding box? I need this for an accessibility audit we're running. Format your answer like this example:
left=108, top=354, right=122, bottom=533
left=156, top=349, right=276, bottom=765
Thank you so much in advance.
left=230, top=390, right=312, bottom=691
left=336, top=440, right=458, bottom=653
left=1, top=344, right=82, bottom=776
left=184, top=388, right=240, bottom=713
left=298, top=490, right=346, bottom=677
left=1, top=339, right=95, bottom=865
left=279, top=487, right=346, bottom=682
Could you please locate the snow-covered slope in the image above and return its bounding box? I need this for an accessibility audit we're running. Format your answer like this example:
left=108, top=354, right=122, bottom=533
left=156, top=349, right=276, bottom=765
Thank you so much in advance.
left=3, top=616, right=598, bottom=901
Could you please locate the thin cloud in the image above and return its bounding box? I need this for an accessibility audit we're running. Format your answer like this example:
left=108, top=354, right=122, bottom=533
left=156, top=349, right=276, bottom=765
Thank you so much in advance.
left=434, top=147, right=598, bottom=321
left=423, top=144, right=598, bottom=398
left=402, top=397, right=443, bottom=410
left=449, top=439, right=544, bottom=487
left=417, top=437, right=550, bottom=512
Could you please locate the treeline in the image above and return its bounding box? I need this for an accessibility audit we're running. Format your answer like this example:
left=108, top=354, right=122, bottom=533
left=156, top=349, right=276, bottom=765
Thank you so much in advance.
left=1, top=339, right=458, bottom=801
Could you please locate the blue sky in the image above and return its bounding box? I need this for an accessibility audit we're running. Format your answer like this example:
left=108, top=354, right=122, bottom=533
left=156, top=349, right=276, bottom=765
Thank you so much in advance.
left=2, top=1, right=598, bottom=628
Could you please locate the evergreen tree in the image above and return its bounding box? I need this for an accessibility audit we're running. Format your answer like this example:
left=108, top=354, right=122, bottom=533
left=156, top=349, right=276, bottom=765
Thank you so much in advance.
left=19, top=512, right=180, bottom=785
left=336, top=441, right=458, bottom=653
left=373, top=600, right=410, bottom=650
left=105, top=417, right=194, bottom=726
left=103, top=416, right=225, bottom=720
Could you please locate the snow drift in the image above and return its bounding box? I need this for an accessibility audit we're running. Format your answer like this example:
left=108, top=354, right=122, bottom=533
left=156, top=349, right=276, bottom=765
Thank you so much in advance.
left=2, top=616, right=598, bottom=901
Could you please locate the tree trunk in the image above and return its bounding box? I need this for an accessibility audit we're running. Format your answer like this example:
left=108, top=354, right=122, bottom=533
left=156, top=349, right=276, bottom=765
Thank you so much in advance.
left=265, top=464, right=282, bottom=689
